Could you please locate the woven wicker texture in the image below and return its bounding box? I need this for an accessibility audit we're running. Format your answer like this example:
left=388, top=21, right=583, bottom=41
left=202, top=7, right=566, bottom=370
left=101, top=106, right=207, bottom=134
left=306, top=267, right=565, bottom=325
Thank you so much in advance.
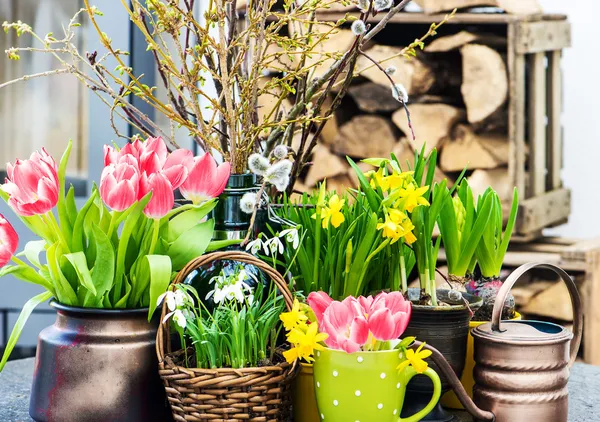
left=157, top=251, right=297, bottom=421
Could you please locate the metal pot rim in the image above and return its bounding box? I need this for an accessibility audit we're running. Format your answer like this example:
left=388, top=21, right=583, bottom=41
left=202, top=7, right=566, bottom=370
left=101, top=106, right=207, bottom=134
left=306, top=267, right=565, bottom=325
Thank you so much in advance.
left=50, top=300, right=149, bottom=315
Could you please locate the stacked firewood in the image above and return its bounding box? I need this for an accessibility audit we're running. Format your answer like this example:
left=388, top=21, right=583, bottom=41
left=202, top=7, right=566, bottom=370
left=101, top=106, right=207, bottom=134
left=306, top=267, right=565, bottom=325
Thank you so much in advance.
left=274, top=24, right=515, bottom=200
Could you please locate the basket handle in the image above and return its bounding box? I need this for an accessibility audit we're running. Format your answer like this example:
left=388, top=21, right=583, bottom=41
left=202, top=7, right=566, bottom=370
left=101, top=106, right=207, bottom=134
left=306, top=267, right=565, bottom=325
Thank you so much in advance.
left=491, top=262, right=583, bottom=367
left=156, top=251, right=294, bottom=363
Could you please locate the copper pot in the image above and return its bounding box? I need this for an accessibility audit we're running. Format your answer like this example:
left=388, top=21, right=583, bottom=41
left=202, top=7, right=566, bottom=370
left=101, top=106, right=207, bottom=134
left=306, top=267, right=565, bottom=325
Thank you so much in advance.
left=29, top=302, right=172, bottom=422
left=421, top=262, right=583, bottom=422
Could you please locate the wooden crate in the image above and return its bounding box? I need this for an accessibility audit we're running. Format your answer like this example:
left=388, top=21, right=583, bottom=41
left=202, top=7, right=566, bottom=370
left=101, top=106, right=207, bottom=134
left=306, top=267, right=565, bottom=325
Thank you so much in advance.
left=314, top=11, right=572, bottom=236
left=481, top=237, right=600, bottom=365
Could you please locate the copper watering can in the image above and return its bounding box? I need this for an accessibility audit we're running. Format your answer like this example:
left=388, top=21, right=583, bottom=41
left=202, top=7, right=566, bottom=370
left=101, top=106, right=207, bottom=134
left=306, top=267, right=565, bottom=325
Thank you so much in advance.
left=415, top=262, right=583, bottom=422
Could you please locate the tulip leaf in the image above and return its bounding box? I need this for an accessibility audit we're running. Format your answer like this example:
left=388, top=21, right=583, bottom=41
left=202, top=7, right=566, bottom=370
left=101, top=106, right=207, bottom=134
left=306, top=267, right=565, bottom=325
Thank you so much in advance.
left=19, top=240, right=47, bottom=268
left=145, top=255, right=172, bottom=321
left=65, top=185, right=77, bottom=227
left=64, top=251, right=97, bottom=297
left=206, top=239, right=242, bottom=252
left=0, top=291, right=52, bottom=372
left=47, top=242, right=78, bottom=305
left=168, top=219, right=215, bottom=271
left=71, top=190, right=99, bottom=253
left=167, top=200, right=217, bottom=243
left=115, top=276, right=133, bottom=309
left=0, top=264, right=54, bottom=292
left=90, top=223, right=115, bottom=299
left=57, top=140, right=73, bottom=247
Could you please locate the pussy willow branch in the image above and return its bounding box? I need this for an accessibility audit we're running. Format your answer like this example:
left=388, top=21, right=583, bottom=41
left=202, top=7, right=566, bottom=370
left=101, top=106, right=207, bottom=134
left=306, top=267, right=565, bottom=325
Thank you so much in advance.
left=0, top=68, right=70, bottom=89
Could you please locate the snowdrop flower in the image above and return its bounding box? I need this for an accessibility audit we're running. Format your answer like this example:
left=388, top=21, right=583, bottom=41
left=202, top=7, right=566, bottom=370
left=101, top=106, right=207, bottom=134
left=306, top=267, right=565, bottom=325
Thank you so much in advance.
left=206, top=270, right=255, bottom=304
left=157, top=291, right=177, bottom=311
left=392, top=83, right=409, bottom=103
left=385, top=66, right=397, bottom=75
left=163, top=309, right=187, bottom=329
left=248, top=153, right=270, bottom=176
left=351, top=20, right=366, bottom=36
left=374, top=0, right=393, bottom=11
left=273, top=145, right=288, bottom=160
left=240, top=192, right=257, bottom=214
left=246, top=238, right=263, bottom=255
left=264, top=236, right=285, bottom=256
left=357, top=0, right=370, bottom=11
left=279, top=228, right=300, bottom=250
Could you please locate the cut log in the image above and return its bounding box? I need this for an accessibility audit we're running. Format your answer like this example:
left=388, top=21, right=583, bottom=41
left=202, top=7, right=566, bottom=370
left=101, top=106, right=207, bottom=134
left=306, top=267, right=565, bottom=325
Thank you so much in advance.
left=348, top=83, right=403, bottom=114
left=295, top=25, right=356, bottom=79
left=356, top=45, right=435, bottom=96
left=392, top=103, right=465, bottom=153
left=305, top=144, right=348, bottom=187
left=327, top=174, right=354, bottom=195
left=333, top=115, right=398, bottom=158
left=511, top=280, right=555, bottom=307
left=257, top=77, right=293, bottom=126
left=467, top=168, right=512, bottom=202
left=461, top=44, right=508, bottom=124
left=264, top=42, right=296, bottom=72
left=440, top=125, right=509, bottom=171
left=316, top=93, right=340, bottom=146
left=413, top=0, right=542, bottom=15
left=426, top=30, right=507, bottom=53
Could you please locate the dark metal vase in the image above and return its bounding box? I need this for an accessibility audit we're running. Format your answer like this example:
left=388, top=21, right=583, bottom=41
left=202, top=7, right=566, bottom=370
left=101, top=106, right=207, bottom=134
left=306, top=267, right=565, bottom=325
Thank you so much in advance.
left=401, top=289, right=482, bottom=422
left=29, top=302, right=172, bottom=422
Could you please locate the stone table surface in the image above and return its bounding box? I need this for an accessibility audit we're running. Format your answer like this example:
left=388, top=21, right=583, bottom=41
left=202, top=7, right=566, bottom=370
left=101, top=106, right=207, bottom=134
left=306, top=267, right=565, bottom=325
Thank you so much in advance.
left=1, top=358, right=599, bottom=421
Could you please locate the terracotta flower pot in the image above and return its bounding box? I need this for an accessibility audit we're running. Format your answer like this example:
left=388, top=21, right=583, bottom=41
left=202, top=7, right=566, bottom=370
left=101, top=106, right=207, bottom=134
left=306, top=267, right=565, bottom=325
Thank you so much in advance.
left=313, top=347, right=441, bottom=422
left=29, top=302, right=171, bottom=422
left=441, top=312, right=522, bottom=409
left=292, top=363, right=320, bottom=422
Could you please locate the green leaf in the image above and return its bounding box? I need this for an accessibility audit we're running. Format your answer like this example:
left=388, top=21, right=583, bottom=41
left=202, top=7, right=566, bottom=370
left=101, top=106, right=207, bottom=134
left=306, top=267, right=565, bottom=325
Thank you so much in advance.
left=64, top=251, right=96, bottom=296
left=0, top=291, right=52, bottom=372
left=347, top=157, right=380, bottom=213
left=20, top=240, right=47, bottom=268
left=495, top=188, right=519, bottom=275
left=167, top=200, right=217, bottom=243
left=168, top=219, right=215, bottom=270
left=146, top=255, right=173, bottom=321
left=57, top=141, right=73, bottom=247
left=71, top=191, right=99, bottom=252
left=65, top=186, right=77, bottom=227
left=0, top=264, right=54, bottom=292
left=361, top=158, right=389, bottom=167
left=47, top=242, right=78, bottom=305
left=206, top=239, right=242, bottom=252
left=90, top=223, right=115, bottom=299
left=398, top=336, right=416, bottom=349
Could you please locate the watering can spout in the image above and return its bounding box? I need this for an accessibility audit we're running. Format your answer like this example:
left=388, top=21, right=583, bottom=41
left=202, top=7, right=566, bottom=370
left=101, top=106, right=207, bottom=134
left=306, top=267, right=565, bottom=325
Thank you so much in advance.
left=413, top=341, right=496, bottom=421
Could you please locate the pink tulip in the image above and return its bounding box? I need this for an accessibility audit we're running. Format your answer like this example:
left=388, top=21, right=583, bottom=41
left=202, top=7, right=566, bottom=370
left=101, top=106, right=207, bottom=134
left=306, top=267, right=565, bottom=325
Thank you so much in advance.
left=0, top=214, right=18, bottom=268
left=179, top=153, right=231, bottom=205
left=307, top=291, right=334, bottom=325
left=162, top=149, right=194, bottom=190
left=138, top=137, right=169, bottom=176
left=139, top=172, right=174, bottom=219
left=368, top=292, right=412, bottom=341
left=321, top=299, right=369, bottom=354
left=100, top=162, right=140, bottom=211
left=2, top=148, right=59, bottom=216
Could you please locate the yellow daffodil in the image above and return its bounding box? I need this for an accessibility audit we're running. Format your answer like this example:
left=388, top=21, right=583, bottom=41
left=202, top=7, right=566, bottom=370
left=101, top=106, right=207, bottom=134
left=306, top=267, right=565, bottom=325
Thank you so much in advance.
left=321, top=195, right=345, bottom=229
left=397, top=184, right=430, bottom=213
left=385, top=171, right=414, bottom=191
left=377, top=220, right=399, bottom=240
left=280, top=299, right=308, bottom=331
left=397, top=343, right=432, bottom=374
left=377, top=209, right=417, bottom=245
left=365, top=167, right=390, bottom=191
left=284, top=322, right=328, bottom=364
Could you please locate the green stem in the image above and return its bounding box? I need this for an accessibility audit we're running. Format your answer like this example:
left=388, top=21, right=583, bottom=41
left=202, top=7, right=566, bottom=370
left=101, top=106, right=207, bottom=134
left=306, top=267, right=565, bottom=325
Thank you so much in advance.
left=107, top=210, right=122, bottom=241
left=313, top=211, right=322, bottom=291
left=400, top=254, right=407, bottom=293
left=148, top=218, right=160, bottom=255
left=11, top=256, right=30, bottom=267
left=45, top=212, right=69, bottom=252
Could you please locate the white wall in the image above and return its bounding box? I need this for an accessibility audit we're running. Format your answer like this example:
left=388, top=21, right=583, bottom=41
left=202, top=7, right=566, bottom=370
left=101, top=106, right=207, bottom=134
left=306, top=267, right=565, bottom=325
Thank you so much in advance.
left=541, top=1, right=600, bottom=238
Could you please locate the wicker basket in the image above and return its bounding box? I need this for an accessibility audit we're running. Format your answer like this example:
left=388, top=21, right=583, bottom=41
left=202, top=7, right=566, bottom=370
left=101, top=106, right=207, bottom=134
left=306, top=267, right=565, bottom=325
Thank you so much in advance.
left=156, top=251, right=298, bottom=422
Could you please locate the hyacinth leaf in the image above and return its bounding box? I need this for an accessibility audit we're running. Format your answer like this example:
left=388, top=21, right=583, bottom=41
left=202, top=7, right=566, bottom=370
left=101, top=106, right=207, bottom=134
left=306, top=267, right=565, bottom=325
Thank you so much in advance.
left=57, top=140, right=73, bottom=247
left=64, top=251, right=96, bottom=297
left=347, top=212, right=378, bottom=296
left=146, top=255, right=173, bottom=321
left=0, top=291, right=52, bottom=372
left=458, top=193, right=493, bottom=276
left=167, top=199, right=217, bottom=243
left=495, top=188, right=519, bottom=275
left=168, top=219, right=214, bottom=270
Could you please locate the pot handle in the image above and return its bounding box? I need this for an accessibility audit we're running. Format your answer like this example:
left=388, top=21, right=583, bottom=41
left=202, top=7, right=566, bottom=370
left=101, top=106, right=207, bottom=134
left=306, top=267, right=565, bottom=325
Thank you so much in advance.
left=491, top=262, right=583, bottom=367
left=412, top=341, right=495, bottom=421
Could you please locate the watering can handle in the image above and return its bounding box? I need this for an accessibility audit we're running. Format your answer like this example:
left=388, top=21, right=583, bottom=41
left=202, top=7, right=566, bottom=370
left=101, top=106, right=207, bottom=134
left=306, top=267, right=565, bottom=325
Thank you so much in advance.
left=412, top=341, right=495, bottom=421
left=491, top=262, right=583, bottom=367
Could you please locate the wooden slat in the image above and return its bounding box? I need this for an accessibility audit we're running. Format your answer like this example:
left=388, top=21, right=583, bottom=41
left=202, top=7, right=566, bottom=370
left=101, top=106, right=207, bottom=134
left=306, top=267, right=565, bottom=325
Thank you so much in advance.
left=508, top=22, right=526, bottom=196
left=527, top=52, right=547, bottom=197
left=515, top=20, right=572, bottom=54
left=516, top=188, right=571, bottom=234
left=547, top=50, right=563, bottom=190
left=583, top=249, right=600, bottom=365
left=314, top=12, right=567, bottom=25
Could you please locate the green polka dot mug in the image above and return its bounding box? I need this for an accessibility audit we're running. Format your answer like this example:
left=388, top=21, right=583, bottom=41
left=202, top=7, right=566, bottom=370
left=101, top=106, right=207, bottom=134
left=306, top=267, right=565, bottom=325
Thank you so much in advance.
left=313, top=347, right=441, bottom=422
